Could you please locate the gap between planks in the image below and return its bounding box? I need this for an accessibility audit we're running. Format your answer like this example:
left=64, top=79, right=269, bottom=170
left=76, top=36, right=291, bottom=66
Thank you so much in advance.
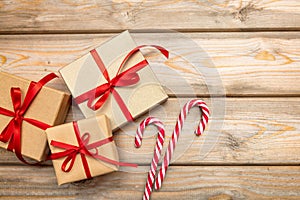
left=2, top=28, right=300, bottom=35
left=0, top=0, right=300, bottom=33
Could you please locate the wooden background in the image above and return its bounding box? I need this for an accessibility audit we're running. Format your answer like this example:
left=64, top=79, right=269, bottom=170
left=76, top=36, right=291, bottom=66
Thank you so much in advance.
left=1, top=0, right=300, bottom=199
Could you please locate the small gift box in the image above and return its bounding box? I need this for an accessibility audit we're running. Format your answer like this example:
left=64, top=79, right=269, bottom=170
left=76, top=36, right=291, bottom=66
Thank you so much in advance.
left=0, top=72, right=70, bottom=162
left=60, top=30, right=168, bottom=130
left=46, top=115, right=136, bottom=185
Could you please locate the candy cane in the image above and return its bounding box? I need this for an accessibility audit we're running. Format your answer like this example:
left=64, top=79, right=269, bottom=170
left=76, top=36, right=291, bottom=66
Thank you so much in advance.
left=135, top=117, right=166, bottom=200
left=155, top=99, right=209, bottom=190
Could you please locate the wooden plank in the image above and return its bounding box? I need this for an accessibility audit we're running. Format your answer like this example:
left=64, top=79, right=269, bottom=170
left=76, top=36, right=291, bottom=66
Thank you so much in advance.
left=0, top=32, right=300, bottom=96
left=1, top=97, right=300, bottom=165
left=0, top=0, right=300, bottom=33
left=1, top=165, right=300, bottom=199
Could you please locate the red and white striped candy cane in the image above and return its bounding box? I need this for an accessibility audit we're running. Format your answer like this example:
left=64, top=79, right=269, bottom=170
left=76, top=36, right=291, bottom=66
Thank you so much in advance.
left=135, top=117, right=166, bottom=200
left=155, top=99, right=209, bottom=190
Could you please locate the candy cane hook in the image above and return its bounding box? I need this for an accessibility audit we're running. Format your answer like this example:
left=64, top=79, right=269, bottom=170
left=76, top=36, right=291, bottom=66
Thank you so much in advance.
left=135, top=117, right=166, bottom=200
left=155, top=99, right=209, bottom=190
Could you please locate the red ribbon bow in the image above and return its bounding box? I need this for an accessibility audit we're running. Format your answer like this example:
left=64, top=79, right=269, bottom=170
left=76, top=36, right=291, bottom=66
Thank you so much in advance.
left=0, top=73, right=58, bottom=164
left=74, top=45, right=169, bottom=122
left=49, top=121, right=137, bottom=179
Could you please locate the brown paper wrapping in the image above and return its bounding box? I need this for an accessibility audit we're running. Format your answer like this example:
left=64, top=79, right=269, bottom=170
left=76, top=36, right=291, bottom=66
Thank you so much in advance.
left=59, top=30, right=168, bottom=130
left=0, top=72, right=71, bottom=161
left=46, top=115, right=118, bottom=185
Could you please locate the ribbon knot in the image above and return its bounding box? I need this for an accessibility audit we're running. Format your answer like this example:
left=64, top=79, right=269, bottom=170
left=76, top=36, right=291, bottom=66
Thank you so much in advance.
left=108, top=81, right=113, bottom=89
left=49, top=121, right=137, bottom=179
left=63, top=134, right=93, bottom=173
left=13, top=107, right=23, bottom=122
left=0, top=73, right=58, bottom=164
left=49, top=131, right=96, bottom=175
left=70, top=133, right=90, bottom=155
left=74, top=45, right=169, bottom=122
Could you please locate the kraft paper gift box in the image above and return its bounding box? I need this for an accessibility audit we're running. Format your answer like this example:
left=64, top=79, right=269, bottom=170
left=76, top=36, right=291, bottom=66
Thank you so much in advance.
left=46, top=115, right=120, bottom=185
left=0, top=72, right=70, bottom=162
left=59, top=30, right=168, bottom=130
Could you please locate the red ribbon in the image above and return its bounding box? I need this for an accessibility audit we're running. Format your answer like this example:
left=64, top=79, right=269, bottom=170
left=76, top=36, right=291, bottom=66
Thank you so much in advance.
left=49, top=121, right=137, bottom=179
left=74, top=45, right=169, bottom=122
left=0, top=73, right=58, bottom=164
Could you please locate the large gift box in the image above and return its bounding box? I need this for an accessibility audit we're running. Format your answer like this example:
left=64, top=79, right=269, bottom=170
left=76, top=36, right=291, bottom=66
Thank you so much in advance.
left=46, top=115, right=125, bottom=185
left=59, top=31, right=168, bottom=130
left=0, top=72, right=70, bottom=162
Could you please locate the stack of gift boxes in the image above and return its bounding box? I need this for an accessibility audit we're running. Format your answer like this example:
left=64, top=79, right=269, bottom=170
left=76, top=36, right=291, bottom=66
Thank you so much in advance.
left=0, top=31, right=169, bottom=185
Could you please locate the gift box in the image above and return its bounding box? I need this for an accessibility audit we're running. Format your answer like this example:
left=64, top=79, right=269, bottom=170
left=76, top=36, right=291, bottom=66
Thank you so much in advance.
left=59, top=30, right=168, bottom=130
left=0, top=72, right=70, bottom=162
left=46, top=115, right=124, bottom=185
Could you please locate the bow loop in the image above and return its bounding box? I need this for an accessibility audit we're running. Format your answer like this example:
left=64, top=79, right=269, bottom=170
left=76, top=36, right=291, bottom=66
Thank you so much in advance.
left=80, top=133, right=99, bottom=156
left=80, top=132, right=90, bottom=145
left=10, top=87, right=22, bottom=117
left=61, top=149, right=78, bottom=172
left=49, top=140, right=83, bottom=173
left=112, top=72, right=140, bottom=87
left=0, top=120, right=15, bottom=143
left=78, top=133, right=94, bottom=156
left=88, top=89, right=111, bottom=111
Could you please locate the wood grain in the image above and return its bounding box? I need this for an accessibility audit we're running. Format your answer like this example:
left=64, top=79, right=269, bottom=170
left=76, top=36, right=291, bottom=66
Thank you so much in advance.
left=1, top=97, right=299, bottom=165
left=1, top=1, right=300, bottom=198
left=0, top=32, right=300, bottom=96
left=0, top=0, right=300, bottom=33
left=1, top=165, right=300, bottom=199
